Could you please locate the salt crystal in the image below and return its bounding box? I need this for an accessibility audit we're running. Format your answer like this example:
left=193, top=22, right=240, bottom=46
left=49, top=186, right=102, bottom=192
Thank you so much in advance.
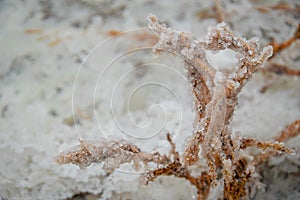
left=214, top=71, right=225, bottom=84
left=217, top=22, right=226, bottom=29
left=233, top=81, right=240, bottom=89
left=250, top=37, right=259, bottom=43
left=237, top=71, right=244, bottom=78
left=180, top=48, right=194, bottom=60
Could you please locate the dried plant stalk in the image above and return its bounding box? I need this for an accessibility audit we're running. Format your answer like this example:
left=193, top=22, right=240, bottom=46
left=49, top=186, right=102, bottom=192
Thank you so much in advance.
left=264, top=63, right=300, bottom=76
left=57, top=15, right=295, bottom=200
left=274, top=119, right=300, bottom=142
left=254, top=119, right=299, bottom=165
left=259, top=23, right=300, bottom=93
left=269, top=23, right=300, bottom=59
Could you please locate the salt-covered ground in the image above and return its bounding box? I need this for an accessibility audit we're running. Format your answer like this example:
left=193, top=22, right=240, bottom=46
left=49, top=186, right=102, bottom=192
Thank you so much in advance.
left=0, top=0, right=299, bottom=199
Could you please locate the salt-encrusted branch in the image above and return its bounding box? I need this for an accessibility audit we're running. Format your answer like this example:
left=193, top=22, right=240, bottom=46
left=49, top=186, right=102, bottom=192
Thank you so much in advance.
left=140, top=134, right=212, bottom=200
left=274, top=119, right=300, bottom=142
left=197, top=21, right=273, bottom=122
left=240, top=138, right=292, bottom=152
left=269, top=23, right=300, bottom=59
left=264, top=63, right=300, bottom=76
left=56, top=139, right=170, bottom=173
left=148, top=15, right=227, bottom=169
left=57, top=15, right=294, bottom=200
left=147, top=14, right=289, bottom=198
left=253, top=119, right=299, bottom=165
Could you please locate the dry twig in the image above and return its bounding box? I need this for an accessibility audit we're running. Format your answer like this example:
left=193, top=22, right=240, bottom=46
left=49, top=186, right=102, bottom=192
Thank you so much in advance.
left=260, top=23, right=300, bottom=93
left=253, top=119, right=300, bottom=165
left=269, top=23, right=300, bottom=59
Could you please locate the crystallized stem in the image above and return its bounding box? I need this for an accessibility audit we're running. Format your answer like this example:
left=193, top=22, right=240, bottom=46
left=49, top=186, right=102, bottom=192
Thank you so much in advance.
left=57, top=15, right=294, bottom=200
left=56, top=139, right=170, bottom=173
left=147, top=15, right=289, bottom=199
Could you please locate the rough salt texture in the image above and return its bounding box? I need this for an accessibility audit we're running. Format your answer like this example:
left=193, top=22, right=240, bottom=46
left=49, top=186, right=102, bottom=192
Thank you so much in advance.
left=0, top=0, right=299, bottom=199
